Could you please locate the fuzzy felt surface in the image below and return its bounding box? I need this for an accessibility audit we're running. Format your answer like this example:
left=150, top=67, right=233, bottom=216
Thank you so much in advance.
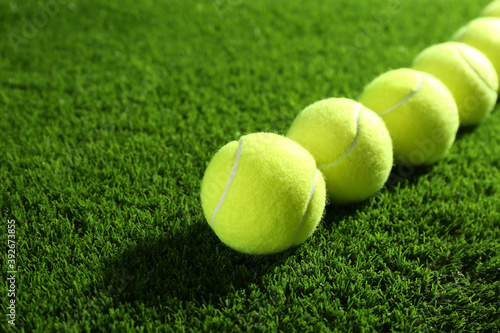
left=201, top=133, right=326, bottom=254
left=360, top=68, right=459, bottom=165
left=412, top=42, right=498, bottom=126
left=287, top=98, right=393, bottom=204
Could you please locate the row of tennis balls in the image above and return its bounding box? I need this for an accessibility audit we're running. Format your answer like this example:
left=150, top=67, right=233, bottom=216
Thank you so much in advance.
left=200, top=3, right=500, bottom=255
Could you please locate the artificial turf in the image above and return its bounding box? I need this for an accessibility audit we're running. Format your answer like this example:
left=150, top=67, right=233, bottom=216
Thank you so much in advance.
left=1, top=0, right=499, bottom=331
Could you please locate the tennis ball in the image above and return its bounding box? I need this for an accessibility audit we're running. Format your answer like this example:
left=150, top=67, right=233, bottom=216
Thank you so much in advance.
left=482, top=0, right=500, bottom=17
left=200, top=133, right=326, bottom=255
left=360, top=68, right=459, bottom=166
left=287, top=98, right=393, bottom=204
left=412, top=42, right=498, bottom=126
left=452, top=18, right=500, bottom=81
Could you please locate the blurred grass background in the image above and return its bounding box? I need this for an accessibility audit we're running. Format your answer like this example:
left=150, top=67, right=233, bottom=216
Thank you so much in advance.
left=1, top=0, right=499, bottom=331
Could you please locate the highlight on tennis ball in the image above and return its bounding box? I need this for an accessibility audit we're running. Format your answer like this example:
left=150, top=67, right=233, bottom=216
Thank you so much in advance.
left=412, top=42, right=499, bottom=126
left=452, top=18, right=500, bottom=81
left=360, top=68, right=459, bottom=166
left=287, top=98, right=393, bottom=205
left=200, top=133, right=327, bottom=255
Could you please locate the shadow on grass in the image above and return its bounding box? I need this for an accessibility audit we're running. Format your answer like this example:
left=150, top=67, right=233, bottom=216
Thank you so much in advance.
left=455, top=124, right=479, bottom=140
left=103, top=221, right=295, bottom=308
left=321, top=163, right=434, bottom=229
left=384, top=163, right=435, bottom=192
left=316, top=158, right=438, bottom=228
left=323, top=199, right=371, bottom=225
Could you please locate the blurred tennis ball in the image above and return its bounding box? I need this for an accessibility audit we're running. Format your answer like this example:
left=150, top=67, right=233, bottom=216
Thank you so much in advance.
left=482, top=0, right=500, bottom=17
left=452, top=18, right=500, bottom=81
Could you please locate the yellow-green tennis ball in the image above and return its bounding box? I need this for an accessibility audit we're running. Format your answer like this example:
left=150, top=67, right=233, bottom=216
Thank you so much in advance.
left=412, top=42, right=498, bottom=126
left=360, top=68, right=459, bottom=166
left=287, top=98, right=393, bottom=204
left=200, top=133, right=326, bottom=255
left=482, top=0, right=500, bottom=17
left=452, top=18, right=500, bottom=81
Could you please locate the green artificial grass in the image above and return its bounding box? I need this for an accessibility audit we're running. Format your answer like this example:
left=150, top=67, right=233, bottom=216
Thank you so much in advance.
left=1, top=0, right=499, bottom=331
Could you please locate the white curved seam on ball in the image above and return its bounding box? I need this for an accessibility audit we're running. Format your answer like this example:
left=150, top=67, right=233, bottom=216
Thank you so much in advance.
left=454, top=45, right=497, bottom=93
left=319, top=106, right=362, bottom=171
left=292, top=169, right=319, bottom=246
left=211, top=139, right=243, bottom=226
left=378, top=73, right=424, bottom=116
